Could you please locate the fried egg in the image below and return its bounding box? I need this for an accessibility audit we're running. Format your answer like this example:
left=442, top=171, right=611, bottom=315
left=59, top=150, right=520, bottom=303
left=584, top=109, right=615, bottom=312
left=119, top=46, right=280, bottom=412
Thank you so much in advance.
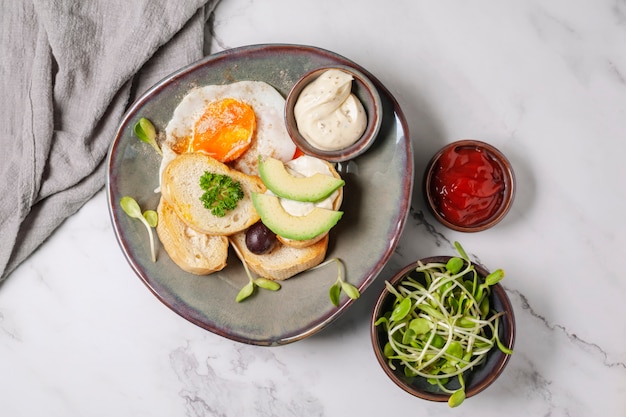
left=160, top=81, right=296, bottom=179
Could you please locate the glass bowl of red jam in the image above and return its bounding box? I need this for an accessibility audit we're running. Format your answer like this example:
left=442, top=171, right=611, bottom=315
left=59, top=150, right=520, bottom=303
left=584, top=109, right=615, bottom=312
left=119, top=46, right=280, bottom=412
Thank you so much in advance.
left=424, top=140, right=515, bottom=232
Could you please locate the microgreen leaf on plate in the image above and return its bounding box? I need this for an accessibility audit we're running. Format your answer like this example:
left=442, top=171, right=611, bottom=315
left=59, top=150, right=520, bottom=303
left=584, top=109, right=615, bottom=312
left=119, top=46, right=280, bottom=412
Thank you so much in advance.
left=133, top=117, right=162, bottom=156
left=311, top=258, right=360, bottom=306
left=120, top=196, right=158, bottom=262
left=229, top=238, right=281, bottom=303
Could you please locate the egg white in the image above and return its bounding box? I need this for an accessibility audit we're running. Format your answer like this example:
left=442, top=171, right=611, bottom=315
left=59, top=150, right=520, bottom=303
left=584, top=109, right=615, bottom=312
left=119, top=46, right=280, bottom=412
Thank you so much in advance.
left=160, top=81, right=296, bottom=179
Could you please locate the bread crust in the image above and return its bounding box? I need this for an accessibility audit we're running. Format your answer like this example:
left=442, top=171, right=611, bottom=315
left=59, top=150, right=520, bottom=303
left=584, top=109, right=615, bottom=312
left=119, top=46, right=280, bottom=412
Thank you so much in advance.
left=156, top=198, right=228, bottom=275
left=229, top=232, right=329, bottom=281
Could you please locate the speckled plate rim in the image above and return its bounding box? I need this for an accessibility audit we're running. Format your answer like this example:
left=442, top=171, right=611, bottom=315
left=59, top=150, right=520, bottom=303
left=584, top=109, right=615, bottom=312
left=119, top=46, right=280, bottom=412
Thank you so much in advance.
left=106, top=43, right=413, bottom=346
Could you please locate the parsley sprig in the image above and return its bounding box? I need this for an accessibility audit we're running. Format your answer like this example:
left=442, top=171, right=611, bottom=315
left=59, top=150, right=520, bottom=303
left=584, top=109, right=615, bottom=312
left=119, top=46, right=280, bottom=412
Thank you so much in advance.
left=199, top=172, right=244, bottom=217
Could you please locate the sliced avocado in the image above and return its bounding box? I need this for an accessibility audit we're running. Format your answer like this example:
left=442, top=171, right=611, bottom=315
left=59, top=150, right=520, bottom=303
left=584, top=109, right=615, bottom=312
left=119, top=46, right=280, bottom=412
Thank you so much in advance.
left=258, top=156, right=344, bottom=202
left=251, top=192, right=343, bottom=240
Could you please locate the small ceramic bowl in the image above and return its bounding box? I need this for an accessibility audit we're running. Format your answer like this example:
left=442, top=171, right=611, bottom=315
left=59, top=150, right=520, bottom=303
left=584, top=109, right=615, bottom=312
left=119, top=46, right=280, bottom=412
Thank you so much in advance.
left=370, top=256, right=515, bottom=404
left=285, top=65, right=383, bottom=162
left=424, top=140, right=515, bottom=232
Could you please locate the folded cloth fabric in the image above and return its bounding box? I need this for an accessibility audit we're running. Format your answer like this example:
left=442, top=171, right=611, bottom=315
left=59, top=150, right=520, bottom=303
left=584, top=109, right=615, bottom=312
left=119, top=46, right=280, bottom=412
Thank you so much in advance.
left=0, top=0, right=221, bottom=282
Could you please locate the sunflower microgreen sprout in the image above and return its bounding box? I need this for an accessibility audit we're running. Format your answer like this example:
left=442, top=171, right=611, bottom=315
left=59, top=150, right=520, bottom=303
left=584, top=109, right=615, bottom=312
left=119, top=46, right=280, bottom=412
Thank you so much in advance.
left=120, top=196, right=158, bottom=262
left=374, top=242, right=512, bottom=408
left=229, top=239, right=281, bottom=302
left=133, top=117, right=162, bottom=156
left=309, top=258, right=360, bottom=306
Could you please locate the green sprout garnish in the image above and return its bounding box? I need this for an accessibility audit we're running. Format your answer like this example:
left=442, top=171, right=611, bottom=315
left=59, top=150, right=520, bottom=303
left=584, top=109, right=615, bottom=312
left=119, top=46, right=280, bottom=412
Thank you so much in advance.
left=229, top=239, right=281, bottom=302
left=199, top=172, right=244, bottom=217
left=374, top=241, right=512, bottom=408
left=310, top=258, right=360, bottom=306
left=120, top=196, right=158, bottom=262
left=448, top=375, right=466, bottom=408
left=133, top=117, right=162, bottom=156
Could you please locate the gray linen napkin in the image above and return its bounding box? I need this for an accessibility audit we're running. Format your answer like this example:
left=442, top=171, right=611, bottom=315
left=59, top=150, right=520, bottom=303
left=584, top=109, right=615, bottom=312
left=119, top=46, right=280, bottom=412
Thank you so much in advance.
left=0, top=0, right=221, bottom=282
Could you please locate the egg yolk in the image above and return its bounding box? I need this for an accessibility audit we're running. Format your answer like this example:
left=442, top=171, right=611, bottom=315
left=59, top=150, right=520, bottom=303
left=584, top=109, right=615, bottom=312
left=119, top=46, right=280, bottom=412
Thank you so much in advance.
left=189, top=98, right=256, bottom=162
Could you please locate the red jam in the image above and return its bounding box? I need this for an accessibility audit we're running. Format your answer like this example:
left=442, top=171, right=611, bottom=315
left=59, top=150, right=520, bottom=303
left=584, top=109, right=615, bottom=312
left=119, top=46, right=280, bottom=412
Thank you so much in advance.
left=430, top=145, right=505, bottom=227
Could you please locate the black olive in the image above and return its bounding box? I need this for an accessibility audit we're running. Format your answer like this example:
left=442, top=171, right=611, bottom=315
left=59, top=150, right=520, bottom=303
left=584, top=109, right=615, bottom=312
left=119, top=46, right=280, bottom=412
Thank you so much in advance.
left=245, top=222, right=277, bottom=254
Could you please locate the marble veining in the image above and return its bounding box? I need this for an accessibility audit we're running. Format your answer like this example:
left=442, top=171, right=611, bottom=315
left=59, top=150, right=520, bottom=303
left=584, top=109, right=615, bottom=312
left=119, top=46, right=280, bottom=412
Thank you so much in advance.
left=170, top=342, right=325, bottom=416
left=1, top=0, right=625, bottom=416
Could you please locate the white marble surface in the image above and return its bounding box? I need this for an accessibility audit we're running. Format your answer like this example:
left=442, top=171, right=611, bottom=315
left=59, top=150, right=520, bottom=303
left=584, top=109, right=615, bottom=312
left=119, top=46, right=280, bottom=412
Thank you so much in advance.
left=2, top=0, right=626, bottom=415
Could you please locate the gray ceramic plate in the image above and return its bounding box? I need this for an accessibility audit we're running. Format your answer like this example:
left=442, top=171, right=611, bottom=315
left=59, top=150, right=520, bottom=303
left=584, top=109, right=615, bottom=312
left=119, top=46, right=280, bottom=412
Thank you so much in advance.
left=106, top=44, right=413, bottom=346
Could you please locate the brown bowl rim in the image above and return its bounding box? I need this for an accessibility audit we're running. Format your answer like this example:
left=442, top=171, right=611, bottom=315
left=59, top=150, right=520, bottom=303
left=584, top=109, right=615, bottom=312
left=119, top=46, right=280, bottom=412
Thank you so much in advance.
left=370, top=256, right=516, bottom=402
left=284, top=64, right=383, bottom=162
left=423, top=139, right=516, bottom=232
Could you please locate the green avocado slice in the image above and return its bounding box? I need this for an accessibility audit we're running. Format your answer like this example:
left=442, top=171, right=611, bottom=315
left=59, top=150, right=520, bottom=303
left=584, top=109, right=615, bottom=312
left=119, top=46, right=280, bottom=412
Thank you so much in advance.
left=258, top=156, right=344, bottom=202
left=251, top=192, right=343, bottom=240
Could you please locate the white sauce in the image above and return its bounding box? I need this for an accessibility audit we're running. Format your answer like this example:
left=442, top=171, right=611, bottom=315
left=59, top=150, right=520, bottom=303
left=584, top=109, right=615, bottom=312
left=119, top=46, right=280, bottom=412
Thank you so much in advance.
left=274, top=155, right=338, bottom=216
left=294, top=69, right=367, bottom=151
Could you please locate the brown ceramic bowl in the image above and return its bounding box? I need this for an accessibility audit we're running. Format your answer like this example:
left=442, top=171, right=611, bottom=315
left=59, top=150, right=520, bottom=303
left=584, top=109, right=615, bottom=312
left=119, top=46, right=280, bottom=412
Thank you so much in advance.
left=285, top=65, right=383, bottom=162
left=424, top=140, right=515, bottom=232
left=371, top=256, right=515, bottom=404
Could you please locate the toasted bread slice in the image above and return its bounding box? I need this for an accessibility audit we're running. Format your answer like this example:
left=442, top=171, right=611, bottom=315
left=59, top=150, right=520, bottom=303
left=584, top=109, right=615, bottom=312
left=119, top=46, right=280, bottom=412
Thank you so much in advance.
left=276, top=159, right=343, bottom=248
left=229, top=232, right=329, bottom=281
left=161, top=153, right=266, bottom=235
left=156, top=198, right=228, bottom=275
